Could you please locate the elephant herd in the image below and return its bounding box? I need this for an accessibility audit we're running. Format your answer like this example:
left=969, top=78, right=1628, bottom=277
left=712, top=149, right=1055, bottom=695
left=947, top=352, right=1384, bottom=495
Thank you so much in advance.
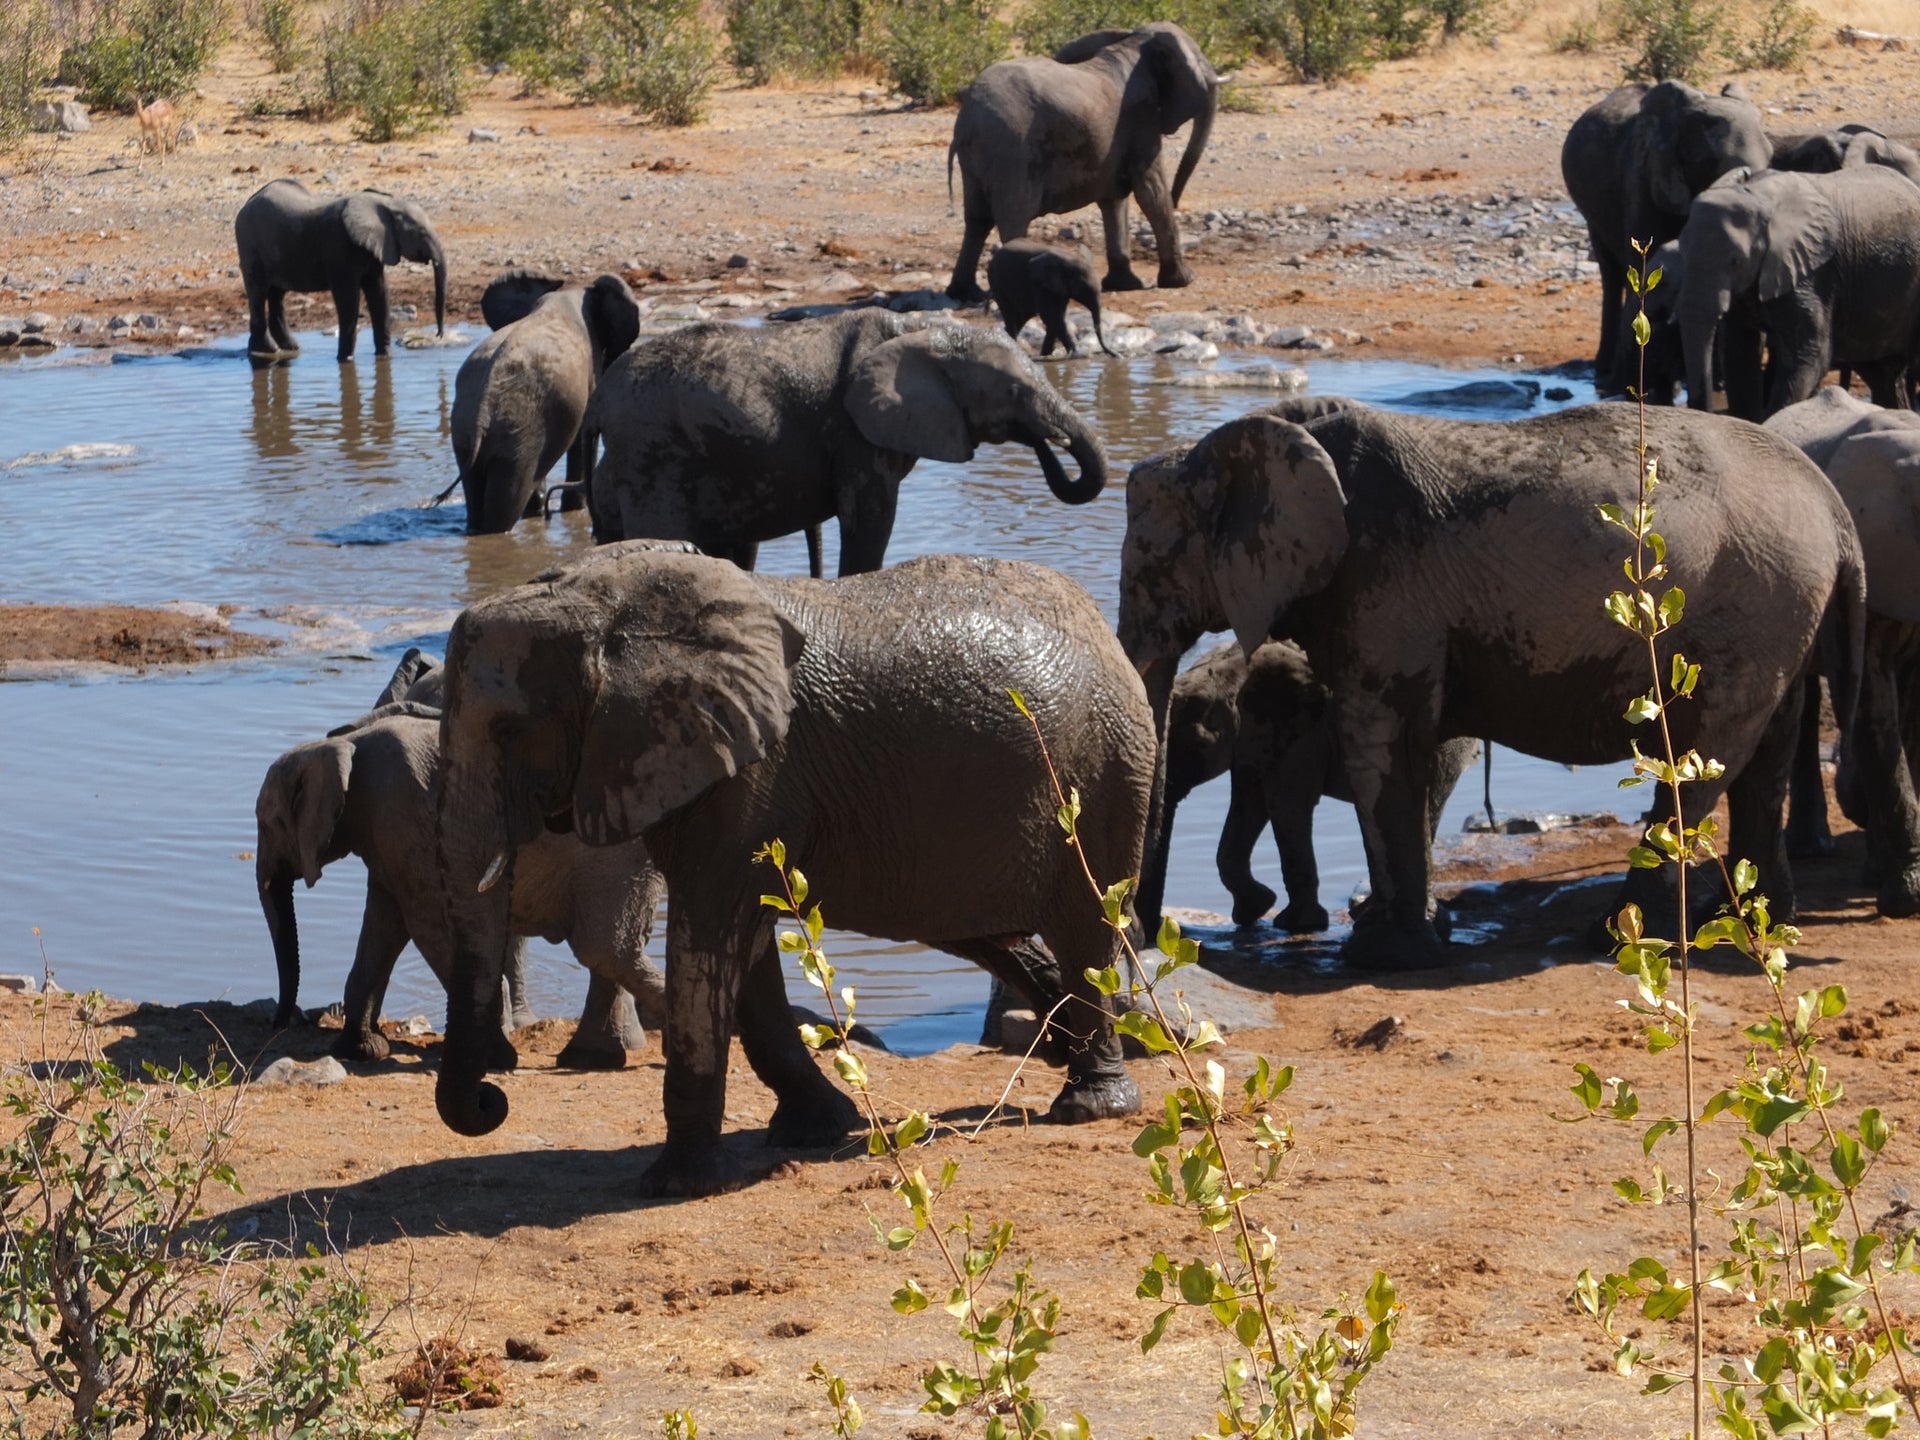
left=234, top=32, right=1920, bottom=1198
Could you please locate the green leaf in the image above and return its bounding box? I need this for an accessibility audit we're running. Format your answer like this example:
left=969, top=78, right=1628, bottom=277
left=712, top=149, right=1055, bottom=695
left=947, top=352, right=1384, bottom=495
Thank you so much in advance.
left=892, top=1280, right=929, bottom=1314
left=1177, top=1261, right=1214, bottom=1305
left=1645, top=266, right=1663, bottom=293
left=1365, top=1270, right=1396, bottom=1324
left=1140, top=1306, right=1175, bottom=1354
left=1084, top=965, right=1121, bottom=997
left=1116, top=1011, right=1175, bottom=1054
left=893, top=1112, right=929, bottom=1150
left=1100, top=877, right=1135, bottom=928
left=790, top=868, right=808, bottom=907
left=885, top=1226, right=917, bottom=1251
left=1642, top=1118, right=1678, bottom=1155
left=1627, top=845, right=1664, bottom=869
left=1642, top=1282, right=1692, bottom=1321
left=1831, top=1133, right=1866, bottom=1189
left=1751, top=1089, right=1810, bottom=1138
left=1007, top=688, right=1032, bottom=720
left=1657, top=586, right=1685, bottom=628
left=1851, top=1232, right=1884, bottom=1278
left=1625, top=694, right=1661, bottom=725
left=1861, top=1107, right=1890, bottom=1153
left=1233, top=1304, right=1264, bottom=1349
left=1570, top=1063, right=1604, bottom=1112
left=1631, top=310, right=1651, bottom=348
left=1817, top=983, right=1848, bottom=1019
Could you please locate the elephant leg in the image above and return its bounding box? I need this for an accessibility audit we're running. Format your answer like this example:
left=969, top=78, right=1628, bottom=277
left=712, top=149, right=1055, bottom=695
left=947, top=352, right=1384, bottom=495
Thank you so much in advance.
left=1725, top=682, right=1803, bottom=923
left=503, top=937, right=536, bottom=1030
left=331, top=278, right=362, bottom=362
left=1722, top=315, right=1766, bottom=420
left=1857, top=621, right=1920, bottom=917
left=804, top=524, right=824, bottom=580
left=1097, top=196, right=1146, bottom=292
left=1038, top=298, right=1074, bottom=357
left=333, top=883, right=409, bottom=1063
left=637, top=905, right=751, bottom=1198
left=835, top=479, right=900, bottom=577
left=363, top=269, right=391, bottom=356
left=1215, top=765, right=1279, bottom=927
left=267, top=290, right=299, bottom=352
left=1034, top=909, right=1141, bottom=1124
left=946, top=175, right=995, bottom=302
left=741, top=938, right=861, bottom=1149
left=247, top=285, right=275, bottom=359
left=1859, top=358, right=1909, bottom=411
left=1785, top=676, right=1835, bottom=859
left=980, top=974, right=1017, bottom=1046
left=556, top=972, right=642, bottom=1070
left=1132, top=166, right=1193, bottom=290
left=1263, top=773, right=1328, bottom=933
left=1592, top=246, right=1625, bottom=387
left=1339, top=695, right=1445, bottom=969
left=942, top=936, right=1072, bottom=1065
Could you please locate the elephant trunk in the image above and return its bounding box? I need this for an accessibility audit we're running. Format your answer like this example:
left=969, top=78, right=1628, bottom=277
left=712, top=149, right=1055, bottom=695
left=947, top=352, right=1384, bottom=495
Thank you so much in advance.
left=1135, top=657, right=1180, bottom=938
left=434, top=784, right=514, bottom=1138
left=1087, top=292, right=1114, bottom=357
left=1680, top=289, right=1728, bottom=413
left=1170, top=82, right=1217, bottom=211
left=430, top=241, right=447, bottom=337
left=260, top=865, right=300, bottom=1028
left=1033, top=405, right=1108, bottom=505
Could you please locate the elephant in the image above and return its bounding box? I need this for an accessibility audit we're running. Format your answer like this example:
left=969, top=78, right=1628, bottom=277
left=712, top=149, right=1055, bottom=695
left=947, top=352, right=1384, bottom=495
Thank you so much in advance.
left=1677, top=165, right=1920, bottom=420
left=585, top=311, right=1108, bottom=575
left=1136, top=638, right=1478, bottom=933
left=429, top=544, right=1150, bottom=1196
left=945, top=22, right=1219, bottom=300
left=256, top=707, right=666, bottom=1071
left=1561, top=81, right=1771, bottom=396
left=447, top=271, right=641, bottom=534
left=1117, top=397, right=1864, bottom=968
left=1768, top=388, right=1920, bottom=914
left=987, top=240, right=1113, bottom=357
left=234, top=179, right=447, bottom=363
left=1771, top=124, right=1920, bottom=186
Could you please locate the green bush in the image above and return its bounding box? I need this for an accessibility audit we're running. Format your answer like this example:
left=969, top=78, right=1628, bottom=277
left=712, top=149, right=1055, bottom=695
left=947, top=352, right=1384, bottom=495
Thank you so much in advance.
left=880, top=0, right=1006, bottom=106
left=1427, top=0, right=1496, bottom=39
left=1368, top=0, right=1432, bottom=58
left=305, top=0, right=474, bottom=141
left=59, top=0, right=230, bottom=111
left=470, top=0, right=585, bottom=91
left=1548, top=8, right=1600, bottom=51
left=256, top=0, right=305, bottom=71
left=576, top=0, right=719, bottom=125
left=0, top=0, right=56, bottom=151
left=1608, top=0, right=1724, bottom=83
left=726, top=0, right=876, bottom=83
left=1241, top=0, right=1377, bottom=80
left=1726, top=0, right=1816, bottom=70
left=1014, top=0, right=1263, bottom=69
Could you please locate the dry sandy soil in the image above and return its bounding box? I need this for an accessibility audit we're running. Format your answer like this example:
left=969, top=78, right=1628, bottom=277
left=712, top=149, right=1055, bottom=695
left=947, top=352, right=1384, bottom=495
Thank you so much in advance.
left=0, top=602, right=273, bottom=670
left=7, top=10, right=1920, bottom=1437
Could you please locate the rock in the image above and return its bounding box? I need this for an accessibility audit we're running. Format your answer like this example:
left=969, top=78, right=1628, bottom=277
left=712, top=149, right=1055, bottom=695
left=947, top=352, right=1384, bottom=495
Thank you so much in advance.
left=0, top=327, right=18, bottom=347
left=1147, top=311, right=1212, bottom=334
left=176, top=122, right=197, bottom=146
left=63, top=315, right=98, bottom=335
left=1151, top=329, right=1204, bottom=352
left=254, top=1055, right=349, bottom=1087
left=399, top=1014, right=433, bottom=1036
left=16, top=333, right=56, bottom=349
left=1293, top=336, right=1335, bottom=352
left=998, top=1008, right=1043, bottom=1055
left=22, top=312, right=53, bottom=334
left=726, top=253, right=750, bottom=268
left=1155, top=362, right=1308, bottom=390
left=30, top=98, right=90, bottom=133
left=1122, top=963, right=1278, bottom=1040
left=0, top=974, right=40, bottom=994
left=875, top=287, right=962, bottom=314
left=238, top=997, right=279, bottom=1020
left=134, top=314, right=165, bottom=332
left=1400, top=378, right=1541, bottom=410
left=816, top=270, right=868, bottom=294
left=1265, top=324, right=1314, bottom=348
left=1102, top=325, right=1158, bottom=356
left=1544, top=386, right=1574, bottom=401
left=467, top=127, right=500, bottom=143
left=1161, top=340, right=1218, bottom=363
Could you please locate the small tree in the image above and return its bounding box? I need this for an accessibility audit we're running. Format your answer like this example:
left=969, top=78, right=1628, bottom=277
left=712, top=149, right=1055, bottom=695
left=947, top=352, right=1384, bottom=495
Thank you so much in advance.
left=1609, top=0, right=1725, bottom=84
left=1727, top=0, right=1816, bottom=71
left=578, top=0, right=720, bottom=126
left=880, top=0, right=1007, bottom=106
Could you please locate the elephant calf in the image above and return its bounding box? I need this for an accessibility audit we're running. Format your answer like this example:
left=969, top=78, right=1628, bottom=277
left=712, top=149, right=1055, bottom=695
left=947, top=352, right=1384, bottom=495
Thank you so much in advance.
left=256, top=709, right=665, bottom=1070
left=987, top=240, right=1112, bottom=357
left=1140, top=639, right=1477, bottom=933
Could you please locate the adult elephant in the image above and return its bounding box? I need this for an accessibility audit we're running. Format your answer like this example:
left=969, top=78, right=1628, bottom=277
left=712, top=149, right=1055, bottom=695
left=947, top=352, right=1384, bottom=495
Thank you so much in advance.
left=1118, top=398, right=1864, bottom=968
left=448, top=271, right=641, bottom=534
left=1768, top=388, right=1920, bottom=915
left=1677, top=165, right=1920, bottom=419
left=946, top=22, right=1218, bottom=300
left=1137, top=639, right=1477, bottom=934
left=235, top=178, right=447, bottom=362
left=1561, top=81, right=1770, bottom=396
left=1772, top=124, right=1920, bottom=185
left=585, top=312, right=1108, bottom=575
left=430, top=545, right=1149, bottom=1195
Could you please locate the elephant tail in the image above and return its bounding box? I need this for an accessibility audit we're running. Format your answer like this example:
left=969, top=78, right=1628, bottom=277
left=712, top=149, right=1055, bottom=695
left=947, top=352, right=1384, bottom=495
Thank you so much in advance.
left=947, top=141, right=956, bottom=212
left=1821, top=534, right=1867, bottom=754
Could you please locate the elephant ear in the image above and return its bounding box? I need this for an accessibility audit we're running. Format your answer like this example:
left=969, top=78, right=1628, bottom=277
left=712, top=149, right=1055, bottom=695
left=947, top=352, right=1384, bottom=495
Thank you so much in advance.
left=481, top=270, right=566, bottom=330
left=258, top=739, right=352, bottom=888
left=1637, top=87, right=1698, bottom=217
left=583, top=274, right=642, bottom=373
left=573, top=557, right=803, bottom=844
left=341, top=192, right=401, bottom=265
left=845, top=332, right=975, bottom=463
left=1759, top=177, right=1837, bottom=302
left=1194, top=415, right=1348, bottom=657
left=1052, top=27, right=1133, bottom=62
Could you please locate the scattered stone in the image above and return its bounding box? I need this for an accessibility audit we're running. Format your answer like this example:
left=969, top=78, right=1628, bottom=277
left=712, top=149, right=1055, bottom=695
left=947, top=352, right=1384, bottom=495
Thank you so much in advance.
left=1265, top=324, right=1313, bottom=348
left=504, top=1337, right=550, bottom=1362
left=720, top=1357, right=760, bottom=1377
left=16, top=333, right=56, bottom=349
left=30, top=98, right=90, bottom=133
left=815, top=270, right=868, bottom=294
left=789, top=1003, right=890, bottom=1052
left=64, top=312, right=97, bottom=336
left=399, top=1014, right=433, bottom=1037
left=134, top=314, right=165, bottom=332
left=254, top=1055, right=348, bottom=1087
left=176, top=122, right=197, bottom=146
left=467, top=127, right=500, bottom=143
left=0, top=975, right=39, bottom=994
left=1544, top=386, right=1574, bottom=402
left=1463, top=810, right=1619, bottom=835
left=22, top=313, right=53, bottom=334
left=1162, top=340, right=1219, bottom=363
left=726, top=253, right=750, bottom=268
left=769, top=1319, right=813, bottom=1338
left=1348, top=1015, right=1404, bottom=1050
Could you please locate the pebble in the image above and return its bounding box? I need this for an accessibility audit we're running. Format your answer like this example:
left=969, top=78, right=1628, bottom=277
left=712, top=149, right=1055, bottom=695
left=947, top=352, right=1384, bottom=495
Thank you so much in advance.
left=254, top=1055, right=348, bottom=1087
left=467, top=128, right=500, bottom=143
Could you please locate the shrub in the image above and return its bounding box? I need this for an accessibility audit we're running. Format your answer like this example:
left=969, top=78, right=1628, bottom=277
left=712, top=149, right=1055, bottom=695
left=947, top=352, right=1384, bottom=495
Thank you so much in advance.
left=576, top=0, right=719, bottom=125
left=305, top=0, right=474, bottom=142
left=1014, top=0, right=1265, bottom=70
left=1547, top=9, right=1600, bottom=51
left=880, top=0, right=1007, bottom=106
left=1241, top=0, right=1378, bottom=81
left=1428, top=0, right=1497, bottom=40
left=470, top=0, right=585, bottom=91
left=726, top=0, right=876, bottom=83
left=1608, top=0, right=1724, bottom=84
left=1368, top=0, right=1432, bottom=59
left=0, top=0, right=56, bottom=152
left=255, top=0, right=305, bottom=71
left=1726, top=0, right=1816, bottom=71
left=59, top=0, right=231, bottom=111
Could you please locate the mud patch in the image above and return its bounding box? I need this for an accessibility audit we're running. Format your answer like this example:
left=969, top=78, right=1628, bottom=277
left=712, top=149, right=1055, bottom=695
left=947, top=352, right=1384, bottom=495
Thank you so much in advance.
left=0, top=604, right=274, bottom=669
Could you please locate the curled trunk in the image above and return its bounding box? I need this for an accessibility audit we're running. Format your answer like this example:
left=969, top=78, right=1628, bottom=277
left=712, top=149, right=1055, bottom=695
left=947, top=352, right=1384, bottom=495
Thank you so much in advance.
left=1033, top=404, right=1109, bottom=504
left=1170, top=85, right=1217, bottom=211
left=260, top=867, right=300, bottom=1027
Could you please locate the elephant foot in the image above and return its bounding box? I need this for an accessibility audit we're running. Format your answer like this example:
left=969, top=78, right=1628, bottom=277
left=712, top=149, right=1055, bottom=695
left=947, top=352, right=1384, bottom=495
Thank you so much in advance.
left=1048, top=1067, right=1141, bottom=1124
left=637, top=1141, right=750, bottom=1199
left=332, top=1030, right=392, bottom=1063
left=1876, top=864, right=1920, bottom=919
left=768, top=1086, right=862, bottom=1148
left=946, top=278, right=987, bottom=304
left=555, top=1038, right=630, bottom=1071
left=1785, top=814, right=1836, bottom=860
left=1274, top=900, right=1331, bottom=934
left=1156, top=262, right=1196, bottom=289
left=483, top=1030, right=520, bottom=1074
left=1101, top=270, right=1147, bottom=293
left=1341, top=906, right=1446, bottom=971
left=1229, top=882, right=1278, bottom=928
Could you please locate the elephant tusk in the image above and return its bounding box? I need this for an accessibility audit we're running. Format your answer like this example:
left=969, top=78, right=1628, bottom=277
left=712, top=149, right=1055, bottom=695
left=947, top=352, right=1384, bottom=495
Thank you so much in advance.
left=477, top=851, right=509, bottom=894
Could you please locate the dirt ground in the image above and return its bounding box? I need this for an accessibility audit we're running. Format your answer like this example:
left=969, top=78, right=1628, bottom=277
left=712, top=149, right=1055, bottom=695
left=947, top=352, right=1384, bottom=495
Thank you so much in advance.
left=0, top=602, right=273, bottom=670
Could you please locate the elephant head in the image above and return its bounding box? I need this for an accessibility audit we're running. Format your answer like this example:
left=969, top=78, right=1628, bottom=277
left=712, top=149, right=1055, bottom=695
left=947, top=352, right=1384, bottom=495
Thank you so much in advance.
left=1633, top=81, right=1771, bottom=221
left=342, top=191, right=446, bottom=336
left=481, top=269, right=566, bottom=330
left=256, top=736, right=355, bottom=1026
left=433, top=546, right=799, bottom=1138
left=581, top=273, right=643, bottom=374
left=1133, top=23, right=1218, bottom=210
left=845, top=325, right=1108, bottom=503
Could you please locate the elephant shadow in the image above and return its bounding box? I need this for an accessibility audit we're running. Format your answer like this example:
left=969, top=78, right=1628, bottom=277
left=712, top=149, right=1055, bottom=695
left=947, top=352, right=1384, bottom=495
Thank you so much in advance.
left=94, top=999, right=444, bottom=1083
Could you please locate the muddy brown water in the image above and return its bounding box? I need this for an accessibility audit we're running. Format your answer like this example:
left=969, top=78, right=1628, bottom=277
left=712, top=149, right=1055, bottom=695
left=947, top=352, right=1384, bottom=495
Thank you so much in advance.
left=0, top=331, right=1624, bottom=1050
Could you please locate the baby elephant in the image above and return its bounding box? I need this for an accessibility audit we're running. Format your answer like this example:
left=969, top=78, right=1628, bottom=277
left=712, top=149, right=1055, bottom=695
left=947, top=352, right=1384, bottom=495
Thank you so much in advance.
left=988, top=240, right=1113, bottom=357
left=1138, top=640, right=1477, bottom=932
left=256, top=710, right=665, bottom=1071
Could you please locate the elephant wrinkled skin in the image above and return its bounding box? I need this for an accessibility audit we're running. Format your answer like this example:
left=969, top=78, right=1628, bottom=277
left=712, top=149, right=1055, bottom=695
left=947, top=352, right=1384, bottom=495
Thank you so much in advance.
left=1118, top=398, right=1864, bottom=969
left=431, top=547, right=1149, bottom=1196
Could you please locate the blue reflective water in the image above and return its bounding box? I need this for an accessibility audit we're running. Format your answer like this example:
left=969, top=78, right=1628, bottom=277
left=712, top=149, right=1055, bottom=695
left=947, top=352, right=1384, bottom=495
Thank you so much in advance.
left=0, top=329, right=1606, bottom=1052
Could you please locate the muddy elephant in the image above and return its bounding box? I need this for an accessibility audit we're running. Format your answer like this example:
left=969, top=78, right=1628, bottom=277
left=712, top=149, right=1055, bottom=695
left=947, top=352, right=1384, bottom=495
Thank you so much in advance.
left=1137, top=639, right=1478, bottom=933
left=1119, top=398, right=1864, bottom=968
left=449, top=271, right=641, bottom=534
left=257, top=663, right=665, bottom=1071
left=1768, top=388, right=1920, bottom=914
left=1561, top=81, right=1770, bottom=395
left=1678, top=165, right=1920, bottom=419
left=234, top=178, right=447, bottom=362
left=430, top=545, right=1149, bottom=1196
left=585, top=312, right=1108, bottom=575
left=946, top=22, right=1218, bottom=300
left=988, top=240, right=1112, bottom=357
